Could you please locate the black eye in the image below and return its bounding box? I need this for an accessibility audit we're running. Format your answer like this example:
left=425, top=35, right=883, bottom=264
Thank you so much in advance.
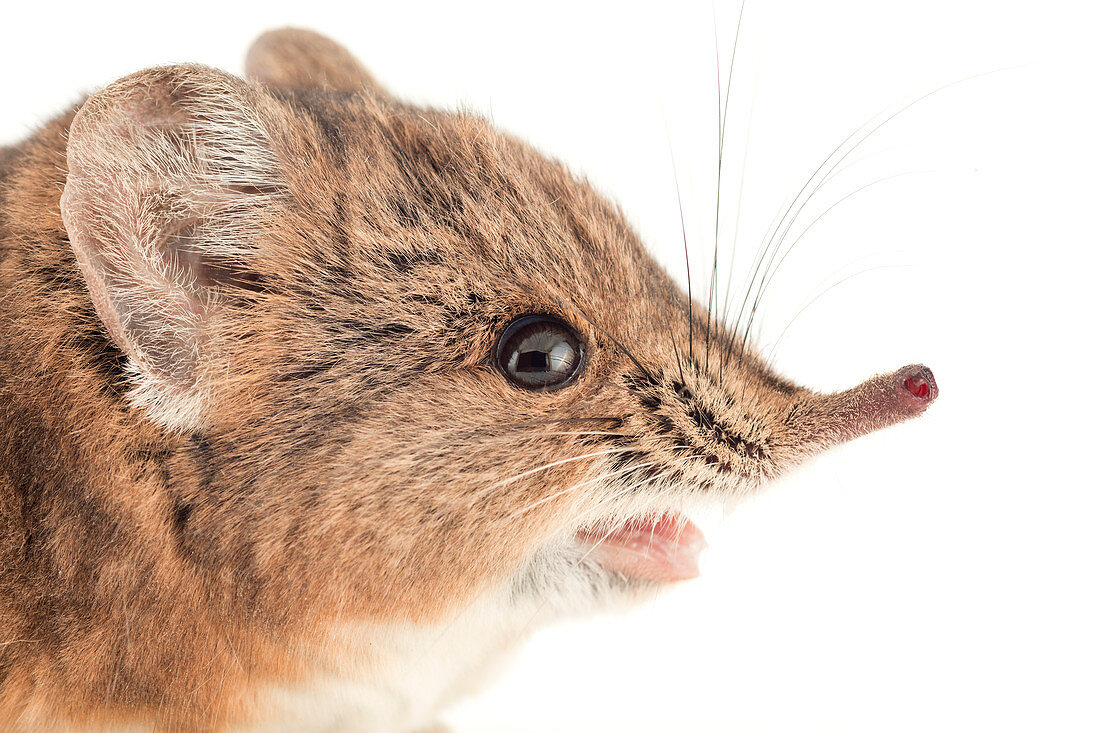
left=496, top=315, right=585, bottom=391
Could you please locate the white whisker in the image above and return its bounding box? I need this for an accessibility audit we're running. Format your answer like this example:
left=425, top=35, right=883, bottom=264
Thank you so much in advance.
left=464, top=447, right=639, bottom=505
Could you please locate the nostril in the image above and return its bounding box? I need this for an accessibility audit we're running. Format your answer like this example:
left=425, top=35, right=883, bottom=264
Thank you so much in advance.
left=904, top=375, right=930, bottom=398
left=901, top=366, right=937, bottom=402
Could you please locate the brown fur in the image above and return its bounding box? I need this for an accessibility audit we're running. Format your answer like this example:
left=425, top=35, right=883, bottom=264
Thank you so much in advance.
left=0, top=29, right=936, bottom=731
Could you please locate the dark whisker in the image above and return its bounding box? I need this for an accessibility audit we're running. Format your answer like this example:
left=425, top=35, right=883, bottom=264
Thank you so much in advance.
left=667, top=318, right=687, bottom=386
left=751, top=172, right=920, bottom=322
left=731, top=69, right=1000, bottom=364
left=717, top=60, right=758, bottom=332
left=764, top=263, right=905, bottom=366
left=705, top=16, right=721, bottom=375
left=570, top=304, right=659, bottom=384
left=664, top=123, right=694, bottom=364
left=712, top=0, right=747, bottom=381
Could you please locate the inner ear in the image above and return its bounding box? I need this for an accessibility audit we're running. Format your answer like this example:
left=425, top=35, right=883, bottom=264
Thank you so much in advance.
left=245, top=28, right=389, bottom=96
left=162, top=216, right=265, bottom=295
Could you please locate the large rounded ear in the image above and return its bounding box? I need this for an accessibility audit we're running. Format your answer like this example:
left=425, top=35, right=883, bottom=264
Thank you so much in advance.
left=245, top=28, right=388, bottom=96
left=61, top=64, right=285, bottom=431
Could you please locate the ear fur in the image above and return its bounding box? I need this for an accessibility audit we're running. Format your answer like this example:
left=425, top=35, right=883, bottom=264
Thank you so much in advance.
left=61, top=64, right=284, bottom=431
left=245, top=28, right=388, bottom=96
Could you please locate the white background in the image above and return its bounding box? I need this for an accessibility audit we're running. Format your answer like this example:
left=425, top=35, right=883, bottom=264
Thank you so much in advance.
left=4, top=1, right=1098, bottom=731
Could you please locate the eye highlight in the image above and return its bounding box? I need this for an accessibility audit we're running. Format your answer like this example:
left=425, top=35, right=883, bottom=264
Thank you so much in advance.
left=496, top=315, right=585, bottom=391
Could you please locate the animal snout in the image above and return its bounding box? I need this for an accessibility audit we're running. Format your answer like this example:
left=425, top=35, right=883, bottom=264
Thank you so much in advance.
left=898, top=364, right=938, bottom=403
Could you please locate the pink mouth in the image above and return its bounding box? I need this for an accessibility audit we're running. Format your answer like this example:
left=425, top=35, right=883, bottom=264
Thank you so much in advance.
left=575, top=512, right=707, bottom=584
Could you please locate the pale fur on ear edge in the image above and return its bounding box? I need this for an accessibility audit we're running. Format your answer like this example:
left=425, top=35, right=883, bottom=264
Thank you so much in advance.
left=61, top=64, right=285, bottom=432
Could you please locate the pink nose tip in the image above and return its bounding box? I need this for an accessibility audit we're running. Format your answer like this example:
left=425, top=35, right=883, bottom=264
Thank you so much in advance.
left=900, top=365, right=938, bottom=402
